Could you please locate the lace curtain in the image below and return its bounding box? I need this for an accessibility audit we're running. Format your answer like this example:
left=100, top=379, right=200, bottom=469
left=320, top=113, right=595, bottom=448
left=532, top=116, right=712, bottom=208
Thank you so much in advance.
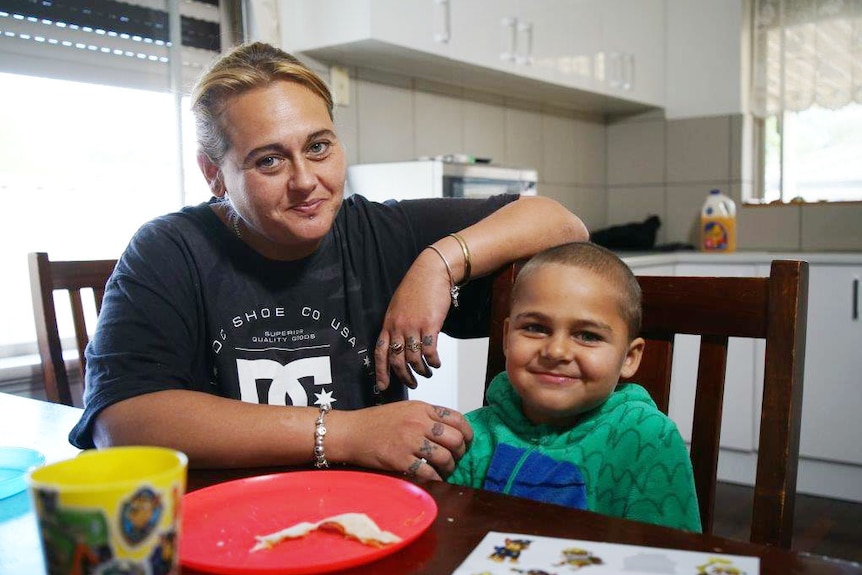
left=751, top=0, right=862, bottom=117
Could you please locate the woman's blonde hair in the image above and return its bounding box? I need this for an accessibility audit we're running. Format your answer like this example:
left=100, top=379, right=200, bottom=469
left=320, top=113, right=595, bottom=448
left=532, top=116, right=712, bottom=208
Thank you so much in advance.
left=191, top=42, right=334, bottom=164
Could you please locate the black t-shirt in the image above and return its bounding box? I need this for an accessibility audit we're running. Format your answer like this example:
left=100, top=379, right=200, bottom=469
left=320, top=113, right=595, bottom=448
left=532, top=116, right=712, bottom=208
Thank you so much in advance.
left=69, top=193, right=518, bottom=448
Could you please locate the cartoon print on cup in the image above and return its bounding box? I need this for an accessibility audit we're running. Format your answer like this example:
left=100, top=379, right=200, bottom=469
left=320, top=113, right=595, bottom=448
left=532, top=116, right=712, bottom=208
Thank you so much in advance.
left=149, top=529, right=178, bottom=575
left=33, top=489, right=113, bottom=575
left=120, top=487, right=162, bottom=546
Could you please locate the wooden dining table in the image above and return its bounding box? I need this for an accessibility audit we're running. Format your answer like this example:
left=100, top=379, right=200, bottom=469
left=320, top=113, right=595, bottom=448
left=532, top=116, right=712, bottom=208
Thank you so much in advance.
left=2, top=391, right=860, bottom=575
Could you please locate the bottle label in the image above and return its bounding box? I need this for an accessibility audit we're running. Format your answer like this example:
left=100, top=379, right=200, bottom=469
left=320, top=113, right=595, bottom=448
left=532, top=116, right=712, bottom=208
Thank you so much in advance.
left=701, top=216, right=736, bottom=252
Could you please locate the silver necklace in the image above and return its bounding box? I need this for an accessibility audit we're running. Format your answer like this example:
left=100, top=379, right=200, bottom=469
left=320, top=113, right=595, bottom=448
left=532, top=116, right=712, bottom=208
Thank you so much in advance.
left=227, top=207, right=242, bottom=239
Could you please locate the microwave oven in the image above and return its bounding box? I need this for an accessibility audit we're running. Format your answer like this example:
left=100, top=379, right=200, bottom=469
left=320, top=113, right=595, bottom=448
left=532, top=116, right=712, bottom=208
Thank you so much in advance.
left=345, top=159, right=537, bottom=202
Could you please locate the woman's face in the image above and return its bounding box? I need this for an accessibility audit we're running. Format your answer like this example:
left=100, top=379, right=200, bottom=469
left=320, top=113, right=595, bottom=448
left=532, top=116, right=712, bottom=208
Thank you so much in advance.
left=211, top=80, right=346, bottom=260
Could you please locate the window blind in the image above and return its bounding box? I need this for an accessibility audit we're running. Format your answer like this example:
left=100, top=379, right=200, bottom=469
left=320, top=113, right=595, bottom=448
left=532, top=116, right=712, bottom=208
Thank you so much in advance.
left=0, top=0, right=221, bottom=92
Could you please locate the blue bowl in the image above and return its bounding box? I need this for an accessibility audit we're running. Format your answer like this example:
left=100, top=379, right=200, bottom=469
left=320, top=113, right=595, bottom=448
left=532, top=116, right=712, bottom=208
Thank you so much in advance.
left=0, top=446, right=46, bottom=500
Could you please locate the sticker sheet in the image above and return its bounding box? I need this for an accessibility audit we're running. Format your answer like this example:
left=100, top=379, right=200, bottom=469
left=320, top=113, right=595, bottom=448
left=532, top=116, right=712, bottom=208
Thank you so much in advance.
left=451, top=531, right=759, bottom=575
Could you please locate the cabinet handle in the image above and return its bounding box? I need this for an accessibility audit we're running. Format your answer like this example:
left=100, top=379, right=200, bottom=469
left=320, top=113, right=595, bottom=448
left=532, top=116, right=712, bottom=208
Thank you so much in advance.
left=500, top=17, right=517, bottom=62
left=434, top=0, right=450, bottom=43
left=622, top=53, right=634, bottom=91
left=516, top=20, right=533, bottom=65
left=853, top=277, right=859, bottom=321
left=608, top=51, right=622, bottom=88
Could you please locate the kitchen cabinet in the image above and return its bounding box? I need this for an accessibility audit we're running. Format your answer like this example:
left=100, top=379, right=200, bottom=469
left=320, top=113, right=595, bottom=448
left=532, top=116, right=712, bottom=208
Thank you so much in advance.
left=600, top=0, right=665, bottom=106
left=794, top=263, right=862, bottom=466
left=278, top=0, right=665, bottom=114
left=630, top=259, right=862, bottom=460
left=510, top=1, right=602, bottom=93
left=447, top=0, right=612, bottom=96
left=447, top=0, right=603, bottom=92
left=280, top=0, right=453, bottom=59
left=624, top=253, right=862, bottom=502
left=750, top=262, right=862, bottom=468
left=446, top=0, right=518, bottom=70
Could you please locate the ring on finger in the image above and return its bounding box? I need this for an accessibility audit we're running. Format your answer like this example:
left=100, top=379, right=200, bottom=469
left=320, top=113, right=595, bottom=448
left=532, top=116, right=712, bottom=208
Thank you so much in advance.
left=389, top=341, right=404, bottom=354
left=405, top=457, right=427, bottom=477
left=406, top=338, right=422, bottom=353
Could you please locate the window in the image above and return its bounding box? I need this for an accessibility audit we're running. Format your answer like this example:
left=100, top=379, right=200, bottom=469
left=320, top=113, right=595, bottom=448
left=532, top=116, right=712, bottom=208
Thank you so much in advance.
left=751, top=0, right=862, bottom=203
left=0, top=0, right=233, bottom=372
left=0, top=73, right=212, bottom=352
left=761, top=103, right=862, bottom=203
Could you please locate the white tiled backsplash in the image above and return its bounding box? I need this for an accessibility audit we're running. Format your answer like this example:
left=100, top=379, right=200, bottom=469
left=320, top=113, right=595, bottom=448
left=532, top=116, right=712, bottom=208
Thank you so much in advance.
left=324, top=61, right=862, bottom=252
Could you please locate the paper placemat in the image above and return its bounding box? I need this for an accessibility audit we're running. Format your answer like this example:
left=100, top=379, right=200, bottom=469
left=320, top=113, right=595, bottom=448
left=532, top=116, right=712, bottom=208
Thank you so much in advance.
left=452, top=531, right=759, bottom=574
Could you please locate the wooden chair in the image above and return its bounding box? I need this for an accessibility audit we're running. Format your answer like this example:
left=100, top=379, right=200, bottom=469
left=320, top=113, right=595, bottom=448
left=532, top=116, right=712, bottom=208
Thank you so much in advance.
left=28, top=252, right=117, bottom=406
left=485, top=259, right=809, bottom=549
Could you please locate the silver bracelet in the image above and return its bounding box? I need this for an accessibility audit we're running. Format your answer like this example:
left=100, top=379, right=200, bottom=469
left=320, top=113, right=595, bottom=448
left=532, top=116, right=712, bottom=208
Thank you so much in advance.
left=426, top=244, right=460, bottom=308
left=314, top=403, right=331, bottom=469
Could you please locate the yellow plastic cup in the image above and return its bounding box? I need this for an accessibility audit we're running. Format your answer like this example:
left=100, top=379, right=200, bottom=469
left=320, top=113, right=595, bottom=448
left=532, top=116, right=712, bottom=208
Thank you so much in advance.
left=27, top=446, right=187, bottom=575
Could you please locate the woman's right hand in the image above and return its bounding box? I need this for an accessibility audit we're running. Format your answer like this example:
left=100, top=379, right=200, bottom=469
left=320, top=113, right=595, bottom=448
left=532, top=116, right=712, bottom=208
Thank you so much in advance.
left=327, top=400, right=473, bottom=481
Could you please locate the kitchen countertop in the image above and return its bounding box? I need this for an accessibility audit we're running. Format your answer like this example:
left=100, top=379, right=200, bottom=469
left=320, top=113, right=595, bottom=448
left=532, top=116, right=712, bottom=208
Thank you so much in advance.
left=617, top=250, right=862, bottom=267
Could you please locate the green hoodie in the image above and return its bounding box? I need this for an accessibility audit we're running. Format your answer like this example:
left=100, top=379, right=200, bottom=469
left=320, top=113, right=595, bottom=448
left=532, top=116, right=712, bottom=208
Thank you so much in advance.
left=449, top=373, right=701, bottom=532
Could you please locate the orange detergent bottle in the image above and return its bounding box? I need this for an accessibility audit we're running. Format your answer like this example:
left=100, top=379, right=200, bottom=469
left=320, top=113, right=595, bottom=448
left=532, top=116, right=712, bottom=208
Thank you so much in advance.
left=700, top=189, right=737, bottom=252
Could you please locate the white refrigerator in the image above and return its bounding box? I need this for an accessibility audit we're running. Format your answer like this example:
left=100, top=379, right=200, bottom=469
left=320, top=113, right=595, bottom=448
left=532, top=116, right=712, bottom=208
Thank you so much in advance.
left=346, top=159, right=537, bottom=412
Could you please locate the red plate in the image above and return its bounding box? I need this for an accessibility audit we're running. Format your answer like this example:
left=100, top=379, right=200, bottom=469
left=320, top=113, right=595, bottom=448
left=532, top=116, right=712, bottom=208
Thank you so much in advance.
left=180, top=470, right=437, bottom=574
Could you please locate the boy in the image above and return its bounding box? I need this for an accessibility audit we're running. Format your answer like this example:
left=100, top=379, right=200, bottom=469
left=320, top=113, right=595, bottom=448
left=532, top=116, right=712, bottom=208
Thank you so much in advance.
left=448, top=242, right=701, bottom=532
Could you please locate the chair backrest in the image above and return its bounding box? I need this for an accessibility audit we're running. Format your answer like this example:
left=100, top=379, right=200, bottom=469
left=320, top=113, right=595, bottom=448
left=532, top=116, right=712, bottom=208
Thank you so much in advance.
left=485, top=259, right=808, bottom=549
left=28, top=252, right=117, bottom=406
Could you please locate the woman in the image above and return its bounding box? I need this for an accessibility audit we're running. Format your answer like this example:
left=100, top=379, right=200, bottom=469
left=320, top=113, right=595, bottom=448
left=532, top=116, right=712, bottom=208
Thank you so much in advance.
left=69, top=42, right=588, bottom=480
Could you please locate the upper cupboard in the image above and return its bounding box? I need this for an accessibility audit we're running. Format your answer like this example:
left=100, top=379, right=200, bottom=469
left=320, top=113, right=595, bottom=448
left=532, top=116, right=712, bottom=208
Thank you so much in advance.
left=279, top=0, right=665, bottom=115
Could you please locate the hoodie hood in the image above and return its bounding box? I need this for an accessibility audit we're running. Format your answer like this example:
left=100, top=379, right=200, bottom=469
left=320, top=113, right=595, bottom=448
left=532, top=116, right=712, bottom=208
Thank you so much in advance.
left=484, top=371, right=658, bottom=446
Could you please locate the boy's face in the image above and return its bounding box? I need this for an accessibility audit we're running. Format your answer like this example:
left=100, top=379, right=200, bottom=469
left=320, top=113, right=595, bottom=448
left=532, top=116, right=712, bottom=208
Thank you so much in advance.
left=503, top=263, right=644, bottom=427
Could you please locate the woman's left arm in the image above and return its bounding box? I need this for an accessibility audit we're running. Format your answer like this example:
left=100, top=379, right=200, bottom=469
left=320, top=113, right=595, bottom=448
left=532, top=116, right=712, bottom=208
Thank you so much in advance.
left=376, top=196, right=588, bottom=390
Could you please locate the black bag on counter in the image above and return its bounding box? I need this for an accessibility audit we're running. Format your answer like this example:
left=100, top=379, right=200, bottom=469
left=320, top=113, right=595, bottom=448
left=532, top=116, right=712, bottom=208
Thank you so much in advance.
left=591, top=215, right=661, bottom=250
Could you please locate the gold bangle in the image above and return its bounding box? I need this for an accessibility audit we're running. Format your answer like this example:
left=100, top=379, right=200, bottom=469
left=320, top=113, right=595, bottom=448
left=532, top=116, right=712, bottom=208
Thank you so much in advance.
left=426, top=244, right=460, bottom=308
left=448, top=233, right=471, bottom=285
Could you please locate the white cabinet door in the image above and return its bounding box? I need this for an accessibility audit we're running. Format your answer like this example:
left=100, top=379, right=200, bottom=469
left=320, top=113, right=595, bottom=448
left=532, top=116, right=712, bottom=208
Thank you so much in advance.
left=447, top=0, right=519, bottom=72
left=282, top=0, right=452, bottom=57
left=600, top=0, right=665, bottom=106
left=797, top=264, right=862, bottom=465
left=667, top=264, right=759, bottom=452
left=511, top=0, right=662, bottom=100
left=280, top=0, right=665, bottom=111
left=460, top=0, right=606, bottom=94
left=449, top=0, right=586, bottom=86
left=369, top=0, right=453, bottom=57
left=514, top=0, right=601, bottom=92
